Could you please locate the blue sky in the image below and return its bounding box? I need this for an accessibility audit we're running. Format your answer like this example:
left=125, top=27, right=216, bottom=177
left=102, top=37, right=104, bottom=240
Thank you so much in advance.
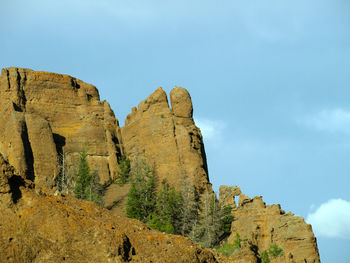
left=1, top=1, right=350, bottom=262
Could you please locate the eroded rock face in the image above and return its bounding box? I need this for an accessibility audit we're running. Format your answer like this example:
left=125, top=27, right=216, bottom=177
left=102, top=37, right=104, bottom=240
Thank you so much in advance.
left=0, top=67, right=122, bottom=187
left=0, top=155, right=221, bottom=263
left=220, top=186, right=320, bottom=263
left=122, top=87, right=211, bottom=193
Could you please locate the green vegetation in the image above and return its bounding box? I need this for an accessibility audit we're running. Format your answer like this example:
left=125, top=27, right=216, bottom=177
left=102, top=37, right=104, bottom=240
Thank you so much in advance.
left=125, top=159, right=234, bottom=246
left=261, top=243, right=284, bottom=263
left=126, top=157, right=157, bottom=222
left=215, top=243, right=238, bottom=257
left=268, top=243, right=284, bottom=258
left=232, top=233, right=247, bottom=249
left=148, top=181, right=182, bottom=234
left=115, top=154, right=131, bottom=185
left=160, top=114, right=164, bottom=118
left=215, top=233, right=247, bottom=257
left=261, top=250, right=270, bottom=263
left=74, top=149, right=103, bottom=205
left=125, top=156, right=182, bottom=234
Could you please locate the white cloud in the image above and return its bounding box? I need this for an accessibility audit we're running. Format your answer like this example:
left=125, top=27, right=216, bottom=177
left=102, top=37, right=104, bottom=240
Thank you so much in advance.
left=194, top=118, right=226, bottom=143
left=301, top=108, right=350, bottom=134
left=307, top=199, right=350, bottom=239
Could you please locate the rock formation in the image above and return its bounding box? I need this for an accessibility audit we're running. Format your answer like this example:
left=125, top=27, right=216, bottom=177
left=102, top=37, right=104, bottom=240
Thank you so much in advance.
left=122, top=87, right=211, bottom=193
left=0, top=68, right=211, bottom=200
left=0, top=67, right=122, bottom=188
left=0, top=67, right=321, bottom=262
left=220, top=186, right=320, bottom=263
left=104, top=86, right=213, bottom=214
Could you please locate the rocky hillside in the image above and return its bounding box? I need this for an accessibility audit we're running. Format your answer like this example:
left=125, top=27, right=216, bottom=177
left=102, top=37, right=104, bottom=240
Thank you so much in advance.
left=0, top=155, right=220, bottom=263
left=0, top=67, right=320, bottom=262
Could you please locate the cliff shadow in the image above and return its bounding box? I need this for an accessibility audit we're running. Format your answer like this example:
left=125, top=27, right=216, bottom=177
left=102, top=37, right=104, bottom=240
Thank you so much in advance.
left=53, top=133, right=66, bottom=157
left=8, top=174, right=25, bottom=203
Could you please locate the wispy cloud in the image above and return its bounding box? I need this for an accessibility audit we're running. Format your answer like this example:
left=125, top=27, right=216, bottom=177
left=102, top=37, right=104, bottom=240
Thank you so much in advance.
left=194, top=118, right=226, bottom=145
left=300, top=108, right=350, bottom=134
left=307, top=199, right=350, bottom=239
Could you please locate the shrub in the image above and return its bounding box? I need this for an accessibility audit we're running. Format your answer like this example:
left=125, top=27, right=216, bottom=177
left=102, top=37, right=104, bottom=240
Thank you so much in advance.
left=261, top=250, right=270, bottom=263
left=215, top=243, right=238, bottom=257
left=268, top=243, right=284, bottom=258
left=232, top=233, right=247, bottom=249
left=126, top=157, right=157, bottom=222
left=261, top=243, right=284, bottom=263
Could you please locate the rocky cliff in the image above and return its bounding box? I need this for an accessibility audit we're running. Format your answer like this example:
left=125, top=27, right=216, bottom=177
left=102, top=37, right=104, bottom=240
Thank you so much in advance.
left=0, top=68, right=211, bottom=198
left=0, top=67, right=122, bottom=188
left=0, top=67, right=320, bottom=262
left=122, top=87, right=211, bottom=192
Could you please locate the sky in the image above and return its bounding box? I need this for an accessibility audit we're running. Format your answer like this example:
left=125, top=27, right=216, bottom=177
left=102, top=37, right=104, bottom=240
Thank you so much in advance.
left=1, top=0, right=349, bottom=262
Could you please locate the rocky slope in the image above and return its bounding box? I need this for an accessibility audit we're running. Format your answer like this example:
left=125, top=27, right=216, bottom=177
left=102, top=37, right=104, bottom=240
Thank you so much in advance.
left=0, top=155, right=221, bottom=263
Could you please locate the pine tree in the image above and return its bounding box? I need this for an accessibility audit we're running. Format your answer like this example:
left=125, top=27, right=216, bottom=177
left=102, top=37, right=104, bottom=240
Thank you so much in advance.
left=74, top=150, right=91, bottom=199
left=126, top=156, right=156, bottom=222
left=74, top=149, right=103, bottom=205
left=148, top=181, right=182, bottom=234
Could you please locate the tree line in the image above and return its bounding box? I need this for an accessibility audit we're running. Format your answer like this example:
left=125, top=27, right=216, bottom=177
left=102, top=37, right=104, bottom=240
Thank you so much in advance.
left=124, top=156, right=234, bottom=248
left=55, top=150, right=284, bottom=258
left=55, top=151, right=233, bottom=248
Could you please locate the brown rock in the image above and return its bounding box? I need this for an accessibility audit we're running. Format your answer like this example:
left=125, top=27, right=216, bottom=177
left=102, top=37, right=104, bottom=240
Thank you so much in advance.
left=25, top=113, right=60, bottom=187
left=219, top=185, right=241, bottom=208
left=221, top=188, right=320, bottom=263
left=121, top=87, right=212, bottom=199
left=170, top=86, right=193, bottom=118
left=0, top=67, right=123, bottom=187
left=0, top=102, right=28, bottom=177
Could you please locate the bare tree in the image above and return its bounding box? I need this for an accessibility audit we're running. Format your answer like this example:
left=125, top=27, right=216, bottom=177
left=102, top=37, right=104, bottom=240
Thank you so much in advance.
left=55, top=151, right=75, bottom=195
left=179, top=174, right=199, bottom=237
